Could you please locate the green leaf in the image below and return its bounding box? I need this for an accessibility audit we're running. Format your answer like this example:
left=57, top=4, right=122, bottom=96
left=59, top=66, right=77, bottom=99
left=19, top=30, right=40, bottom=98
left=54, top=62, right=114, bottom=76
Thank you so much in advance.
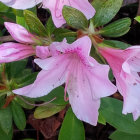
left=100, top=97, right=140, bottom=134
left=11, top=101, right=26, bottom=130
left=0, top=17, right=4, bottom=25
left=92, top=0, right=123, bottom=27
left=0, top=126, right=13, bottom=140
left=16, top=71, right=38, bottom=88
left=54, top=28, right=76, bottom=43
left=58, top=108, right=85, bottom=140
left=0, top=2, right=9, bottom=12
left=37, top=86, right=67, bottom=105
left=15, top=7, right=36, bottom=29
left=135, top=16, right=140, bottom=23
left=24, top=10, right=47, bottom=36
left=98, top=112, right=106, bottom=125
left=62, top=6, right=88, bottom=29
left=34, top=103, right=65, bottom=119
left=0, top=106, right=12, bottom=134
left=0, top=96, right=5, bottom=108
left=15, top=10, right=29, bottom=29
left=46, top=16, right=56, bottom=36
left=99, top=18, right=131, bottom=37
left=0, top=12, right=16, bottom=22
left=109, top=69, right=114, bottom=81
left=109, top=131, right=140, bottom=140
left=99, top=40, right=131, bottom=49
left=5, top=59, right=27, bottom=80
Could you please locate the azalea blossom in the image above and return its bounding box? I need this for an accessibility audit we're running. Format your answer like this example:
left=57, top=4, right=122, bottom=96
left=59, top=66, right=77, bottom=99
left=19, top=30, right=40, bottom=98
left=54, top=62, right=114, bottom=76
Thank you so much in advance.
left=0, top=0, right=95, bottom=28
left=13, top=36, right=117, bottom=125
left=99, top=46, right=140, bottom=120
left=0, top=22, right=49, bottom=63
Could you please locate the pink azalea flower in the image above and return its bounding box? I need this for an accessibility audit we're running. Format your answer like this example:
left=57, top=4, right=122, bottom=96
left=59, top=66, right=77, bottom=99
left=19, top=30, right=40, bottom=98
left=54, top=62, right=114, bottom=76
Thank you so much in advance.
left=43, top=0, right=95, bottom=27
left=13, top=36, right=117, bottom=125
left=0, top=22, right=49, bottom=63
left=0, top=0, right=95, bottom=28
left=99, top=46, right=140, bottom=120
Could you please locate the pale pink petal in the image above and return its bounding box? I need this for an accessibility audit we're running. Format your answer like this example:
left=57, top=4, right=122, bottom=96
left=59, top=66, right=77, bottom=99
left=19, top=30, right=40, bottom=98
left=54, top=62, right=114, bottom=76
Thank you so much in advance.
left=42, top=0, right=65, bottom=27
left=43, top=0, right=95, bottom=27
left=67, top=61, right=100, bottom=125
left=133, top=110, right=140, bottom=121
left=68, top=0, right=95, bottom=19
left=88, top=57, right=117, bottom=98
left=13, top=55, right=71, bottom=98
left=56, top=36, right=91, bottom=57
left=0, top=42, right=35, bottom=63
left=36, top=46, right=51, bottom=59
left=4, top=22, right=35, bottom=44
left=0, top=0, right=11, bottom=3
left=34, top=54, right=69, bottom=70
left=122, top=62, right=131, bottom=74
left=49, top=39, right=67, bottom=56
left=122, top=81, right=140, bottom=120
left=127, top=56, right=140, bottom=72
left=0, top=0, right=42, bottom=9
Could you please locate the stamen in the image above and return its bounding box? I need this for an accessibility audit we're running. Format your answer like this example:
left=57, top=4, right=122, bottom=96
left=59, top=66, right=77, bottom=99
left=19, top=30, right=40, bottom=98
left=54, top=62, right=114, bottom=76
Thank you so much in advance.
left=17, top=95, right=56, bottom=106
left=38, top=2, right=43, bottom=8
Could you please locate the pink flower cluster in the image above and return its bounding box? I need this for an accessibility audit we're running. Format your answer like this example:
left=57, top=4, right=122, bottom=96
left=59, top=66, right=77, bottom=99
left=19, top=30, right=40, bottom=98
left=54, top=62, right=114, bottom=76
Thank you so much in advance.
left=1, top=0, right=140, bottom=125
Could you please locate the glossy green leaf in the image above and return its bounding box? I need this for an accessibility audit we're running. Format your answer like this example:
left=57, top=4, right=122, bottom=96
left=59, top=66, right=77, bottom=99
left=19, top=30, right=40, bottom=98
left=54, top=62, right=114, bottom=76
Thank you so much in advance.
left=11, top=101, right=26, bottom=130
left=135, top=16, right=140, bottom=23
left=5, top=59, right=27, bottom=80
left=100, top=18, right=131, bottom=37
left=58, top=108, right=85, bottom=140
left=0, top=106, right=12, bottom=134
left=98, top=112, right=106, bottom=125
left=100, top=97, right=140, bottom=134
left=34, top=103, right=65, bottom=119
left=46, top=16, right=56, bottom=36
left=16, top=71, right=38, bottom=88
left=54, top=28, right=76, bottom=43
left=15, top=7, right=36, bottom=29
left=37, top=86, right=68, bottom=105
left=15, top=10, right=29, bottom=29
left=24, top=10, right=47, bottom=36
left=109, top=131, right=140, bottom=140
left=99, top=40, right=131, bottom=49
left=0, top=126, right=13, bottom=140
left=0, top=2, right=9, bottom=12
left=92, top=0, right=123, bottom=27
left=62, top=6, right=88, bottom=29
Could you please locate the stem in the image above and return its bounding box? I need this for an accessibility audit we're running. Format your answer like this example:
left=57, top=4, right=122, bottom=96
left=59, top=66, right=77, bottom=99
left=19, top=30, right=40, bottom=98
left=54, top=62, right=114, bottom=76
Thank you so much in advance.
left=90, top=35, right=106, bottom=64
